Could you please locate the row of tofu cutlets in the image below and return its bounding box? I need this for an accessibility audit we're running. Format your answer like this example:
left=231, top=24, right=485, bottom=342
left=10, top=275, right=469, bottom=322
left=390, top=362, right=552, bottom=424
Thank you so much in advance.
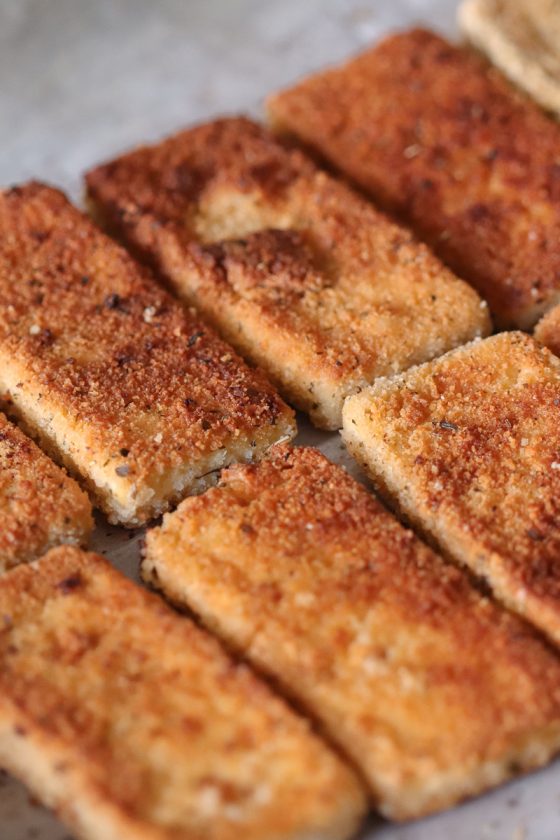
left=4, top=25, right=560, bottom=840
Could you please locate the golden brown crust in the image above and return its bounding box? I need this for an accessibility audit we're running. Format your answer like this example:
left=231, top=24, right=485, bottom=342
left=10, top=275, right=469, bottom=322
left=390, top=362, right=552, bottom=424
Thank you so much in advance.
left=0, top=413, right=92, bottom=571
left=85, top=117, right=490, bottom=429
left=143, top=444, right=560, bottom=820
left=267, top=28, right=560, bottom=328
left=343, top=332, right=560, bottom=647
left=0, top=546, right=366, bottom=840
left=534, top=301, right=560, bottom=356
left=0, top=182, right=295, bottom=525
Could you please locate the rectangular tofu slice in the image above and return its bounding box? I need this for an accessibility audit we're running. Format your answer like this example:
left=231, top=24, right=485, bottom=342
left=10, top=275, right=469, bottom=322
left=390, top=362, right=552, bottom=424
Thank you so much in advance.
left=343, top=332, right=560, bottom=647
left=0, top=183, right=295, bottom=526
left=0, top=412, right=92, bottom=572
left=459, top=0, right=560, bottom=118
left=142, top=445, right=560, bottom=820
left=0, top=546, right=365, bottom=840
left=85, top=117, right=490, bottom=430
left=267, top=29, right=560, bottom=329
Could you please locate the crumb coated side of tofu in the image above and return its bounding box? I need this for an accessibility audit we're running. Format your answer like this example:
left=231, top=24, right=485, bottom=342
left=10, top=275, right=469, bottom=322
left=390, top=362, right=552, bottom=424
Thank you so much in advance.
left=0, top=413, right=92, bottom=571
left=267, top=28, right=560, bottom=329
left=342, top=332, right=560, bottom=647
left=0, top=546, right=366, bottom=840
left=0, top=182, right=295, bottom=526
left=85, top=117, right=490, bottom=430
left=143, top=445, right=560, bottom=821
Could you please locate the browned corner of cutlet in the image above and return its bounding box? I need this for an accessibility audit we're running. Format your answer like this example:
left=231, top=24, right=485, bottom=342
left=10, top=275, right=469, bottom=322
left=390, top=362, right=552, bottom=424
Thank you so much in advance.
left=343, top=331, right=560, bottom=648
left=0, top=546, right=365, bottom=840
left=0, top=412, right=92, bottom=572
left=143, top=444, right=560, bottom=820
left=267, top=28, right=560, bottom=329
left=85, top=117, right=490, bottom=430
left=0, top=182, right=295, bottom=526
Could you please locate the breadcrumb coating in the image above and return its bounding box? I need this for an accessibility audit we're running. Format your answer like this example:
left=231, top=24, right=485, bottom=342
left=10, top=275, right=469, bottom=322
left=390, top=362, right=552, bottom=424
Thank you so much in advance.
left=343, top=332, right=560, bottom=646
left=0, top=413, right=92, bottom=571
left=0, top=546, right=366, bottom=840
left=268, top=28, right=560, bottom=328
left=144, top=445, right=560, bottom=820
left=0, top=182, right=295, bottom=525
left=85, top=117, right=489, bottom=429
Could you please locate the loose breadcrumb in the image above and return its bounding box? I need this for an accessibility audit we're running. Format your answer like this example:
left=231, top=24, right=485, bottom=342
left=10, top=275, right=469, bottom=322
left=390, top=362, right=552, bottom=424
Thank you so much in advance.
left=143, top=445, right=560, bottom=820
left=0, top=182, right=295, bottom=526
left=343, top=331, right=560, bottom=647
left=0, top=546, right=366, bottom=840
left=267, top=28, right=560, bottom=328
left=85, top=117, right=489, bottom=429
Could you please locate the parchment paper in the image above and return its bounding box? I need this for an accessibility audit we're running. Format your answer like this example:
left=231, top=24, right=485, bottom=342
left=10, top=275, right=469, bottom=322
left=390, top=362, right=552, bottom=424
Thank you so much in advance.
left=0, top=1, right=555, bottom=837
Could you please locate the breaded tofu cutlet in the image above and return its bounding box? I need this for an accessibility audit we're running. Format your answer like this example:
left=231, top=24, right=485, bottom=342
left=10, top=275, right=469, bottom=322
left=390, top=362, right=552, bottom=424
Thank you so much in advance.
left=85, top=117, right=490, bottom=430
left=343, top=332, right=560, bottom=647
left=459, top=0, right=560, bottom=118
left=0, top=183, right=295, bottom=527
left=142, top=445, right=560, bottom=820
left=0, top=546, right=366, bottom=840
left=0, top=412, right=92, bottom=572
left=268, top=29, right=560, bottom=329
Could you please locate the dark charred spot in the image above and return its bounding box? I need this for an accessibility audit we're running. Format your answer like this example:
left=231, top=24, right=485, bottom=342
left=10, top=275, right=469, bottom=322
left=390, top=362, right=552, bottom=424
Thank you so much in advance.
left=105, top=293, right=124, bottom=310
left=56, top=574, right=82, bottom=595
left=187, top=331, right=204, bottom=348
left=240, top=522, right=255, bottom=535
left=439, top=420, right=459, bottom=431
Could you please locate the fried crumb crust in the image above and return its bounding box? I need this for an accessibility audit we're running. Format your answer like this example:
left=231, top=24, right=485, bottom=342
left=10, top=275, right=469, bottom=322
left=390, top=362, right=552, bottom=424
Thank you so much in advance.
left=0, top=413, right=92, bottom=571
left=143, top=444, right=560, bottom=820
left=343, top=332, right=560, bottom=647
left=0, top=547, right=366, bottom=840
left=267, top=28, right=560, bottom=328
left=0, top=182, right=295, bottom=523
left=535, top=302, right=560, bottom=356
left=85, top=116, right=489, bottom=429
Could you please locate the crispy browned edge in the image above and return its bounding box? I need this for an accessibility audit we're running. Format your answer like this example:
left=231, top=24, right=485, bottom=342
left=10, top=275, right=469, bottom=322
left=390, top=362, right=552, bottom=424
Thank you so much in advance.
left=267, top=27, right=560, bottom=329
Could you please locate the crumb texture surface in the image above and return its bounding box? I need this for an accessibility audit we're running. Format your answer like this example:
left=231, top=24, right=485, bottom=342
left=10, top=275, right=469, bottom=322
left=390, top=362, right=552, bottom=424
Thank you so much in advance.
left=86, top=117, right=489, bottom=429
left=0, top=183, right=295, bottom=525
left=0, top=546, right=365, bottom=840
left=343, top=332, right=560, bottom=645
left=268, top=28, right=560, bottom=328
left=0, top=413, right=92, bottom=572
left=144, top=445, right=560, bottom=820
